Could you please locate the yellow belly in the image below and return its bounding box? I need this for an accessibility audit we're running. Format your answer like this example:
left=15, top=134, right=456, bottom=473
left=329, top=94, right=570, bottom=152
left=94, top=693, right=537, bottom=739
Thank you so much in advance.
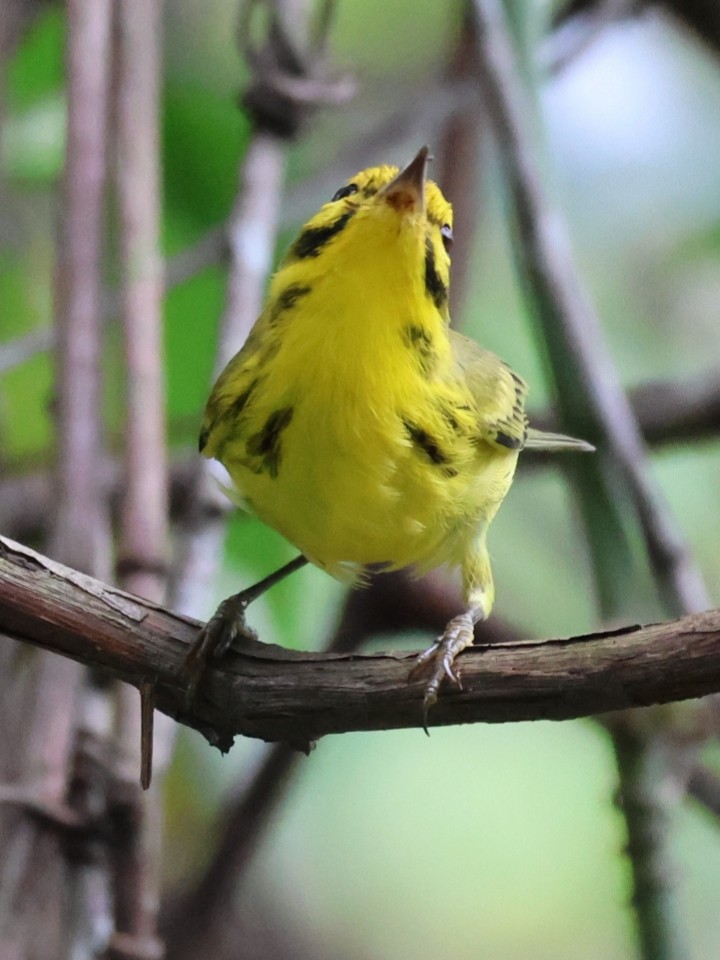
left=222, top=392, right=518, bottom=581
left=206, top=217, right=521, bottom=582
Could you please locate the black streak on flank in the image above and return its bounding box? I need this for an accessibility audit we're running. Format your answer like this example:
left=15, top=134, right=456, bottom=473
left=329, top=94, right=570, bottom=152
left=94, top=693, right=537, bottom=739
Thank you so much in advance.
left=292, top=210, right=356, bottom=259
left=424, top=238, right=447, bottom=310
left=247, top=406, right=294, bottom=477
left=402, top=324, right=437, bottom=375
left=270, top=283, right=311, bottom=324
left=403, top=418, right=457, bottom=476
left=439, top=406, right=459, bottom=432
left=230, top=377, right=260, bottom=418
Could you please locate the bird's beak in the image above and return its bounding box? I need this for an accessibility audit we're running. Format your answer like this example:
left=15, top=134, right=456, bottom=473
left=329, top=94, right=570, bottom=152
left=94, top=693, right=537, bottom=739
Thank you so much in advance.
left=379, top=146, right=429, bottom=214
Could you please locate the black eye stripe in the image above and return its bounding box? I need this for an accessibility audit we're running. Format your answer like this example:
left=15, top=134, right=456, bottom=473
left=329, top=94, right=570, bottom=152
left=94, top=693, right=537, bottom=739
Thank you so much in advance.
left=331, top=182, right=359, bottom=202
left=441, top=223, right=453, bottom=251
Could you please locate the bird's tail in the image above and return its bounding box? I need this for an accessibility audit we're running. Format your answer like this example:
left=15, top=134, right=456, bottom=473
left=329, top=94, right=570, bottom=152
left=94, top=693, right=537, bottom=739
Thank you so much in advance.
left=524, top=427, right=595, bottom=453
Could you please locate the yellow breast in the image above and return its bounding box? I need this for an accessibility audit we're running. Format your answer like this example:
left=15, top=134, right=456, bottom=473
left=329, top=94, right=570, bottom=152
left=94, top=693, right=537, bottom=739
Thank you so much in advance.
left=200, top=155, right=521, bottom=581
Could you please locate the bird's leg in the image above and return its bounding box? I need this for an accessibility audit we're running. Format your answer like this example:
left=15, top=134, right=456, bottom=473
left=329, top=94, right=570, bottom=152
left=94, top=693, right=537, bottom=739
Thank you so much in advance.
left=182, top=554, right=308, bottom=696
left=410, top=604, right=485, bottom=729
left=409, top=534, right=494, bottom=727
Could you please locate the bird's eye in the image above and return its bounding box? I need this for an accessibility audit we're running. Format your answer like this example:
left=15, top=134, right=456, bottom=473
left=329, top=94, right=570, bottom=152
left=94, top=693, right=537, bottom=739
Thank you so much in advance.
left=331, top=182, right=359, bottom=202
left=441, top=223, right=453, bottom=252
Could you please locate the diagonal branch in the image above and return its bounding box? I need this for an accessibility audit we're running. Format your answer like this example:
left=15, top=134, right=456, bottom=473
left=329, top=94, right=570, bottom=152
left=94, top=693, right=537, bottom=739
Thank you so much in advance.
left=2, top=535, right=720, bottom=750
left=470, top=6, right=712, bottom=959
left=472, top=0, right=710, bottom=619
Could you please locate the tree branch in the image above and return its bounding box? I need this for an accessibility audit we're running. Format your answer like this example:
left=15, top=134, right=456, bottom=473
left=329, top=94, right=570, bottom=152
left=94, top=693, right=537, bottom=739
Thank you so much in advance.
left=2, top=535, right=720, bottom=751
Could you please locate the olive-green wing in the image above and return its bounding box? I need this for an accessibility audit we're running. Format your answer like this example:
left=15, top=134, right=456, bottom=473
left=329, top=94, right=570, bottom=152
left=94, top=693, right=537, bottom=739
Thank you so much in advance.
left=450, top=330, right=528, bottom=451
left=198, top=311, right=269, bottom=459
left=450, top=331, right=594, bottom=454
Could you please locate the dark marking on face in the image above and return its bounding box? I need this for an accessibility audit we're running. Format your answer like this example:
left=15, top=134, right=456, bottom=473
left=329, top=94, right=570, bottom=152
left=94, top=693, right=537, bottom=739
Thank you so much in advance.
left=403, top=417, right=457, bottom=476
left=247, top=406, right=294, bottom=477
left=402, top=324, right=437, bottom=375
left=198, top=426, right=209, bottom=453
left=424, top=237, right=448, bottom=310
left=331, top=182, right=358, bottom=202
left=291, top=210, right=356, bottom=260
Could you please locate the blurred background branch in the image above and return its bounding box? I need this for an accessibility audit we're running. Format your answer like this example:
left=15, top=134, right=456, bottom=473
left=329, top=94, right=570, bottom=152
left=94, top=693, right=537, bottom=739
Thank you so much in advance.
left=472, top=1, right=715, bottom=958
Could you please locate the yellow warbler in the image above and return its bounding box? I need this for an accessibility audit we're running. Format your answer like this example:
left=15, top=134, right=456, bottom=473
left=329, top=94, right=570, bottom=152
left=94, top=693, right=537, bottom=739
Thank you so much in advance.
left=185, top=146, right=591, bottom=716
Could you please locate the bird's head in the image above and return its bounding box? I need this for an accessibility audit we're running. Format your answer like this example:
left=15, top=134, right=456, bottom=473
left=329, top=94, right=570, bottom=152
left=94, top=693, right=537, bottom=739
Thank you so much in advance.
left=284, top=147, right=453, bottom=313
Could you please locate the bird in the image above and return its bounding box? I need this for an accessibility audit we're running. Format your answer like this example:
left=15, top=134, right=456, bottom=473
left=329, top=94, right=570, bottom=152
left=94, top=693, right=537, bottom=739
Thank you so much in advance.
left=183, top=146, right=592, bottom=720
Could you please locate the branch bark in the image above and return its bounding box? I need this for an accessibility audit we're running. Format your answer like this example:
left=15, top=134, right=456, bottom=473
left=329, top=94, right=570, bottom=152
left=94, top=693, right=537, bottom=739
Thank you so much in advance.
left=2, top=535, right=720, bottom=751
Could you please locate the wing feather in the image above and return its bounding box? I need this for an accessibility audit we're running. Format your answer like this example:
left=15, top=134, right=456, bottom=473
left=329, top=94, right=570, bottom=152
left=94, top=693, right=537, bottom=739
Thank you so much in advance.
left=450, top=330, right=528, bottom=451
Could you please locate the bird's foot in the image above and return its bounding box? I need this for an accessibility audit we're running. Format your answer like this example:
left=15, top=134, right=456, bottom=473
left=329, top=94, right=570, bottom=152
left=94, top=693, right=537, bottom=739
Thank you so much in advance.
left=182, top=593, right=258, bottom=700
left=181, top=556, right=308, bottom=701
left=409, top=611, right=475, bottom=730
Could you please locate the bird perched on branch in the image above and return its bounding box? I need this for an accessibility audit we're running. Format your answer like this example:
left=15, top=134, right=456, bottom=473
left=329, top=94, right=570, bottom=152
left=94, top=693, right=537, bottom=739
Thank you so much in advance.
left=184, top=146, right=591, bottom=720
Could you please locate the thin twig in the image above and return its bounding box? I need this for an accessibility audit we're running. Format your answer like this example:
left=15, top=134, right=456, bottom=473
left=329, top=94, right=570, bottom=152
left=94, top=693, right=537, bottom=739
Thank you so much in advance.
left=109, top=0, right=167, bottom=956
left=114, top=0, right=167, bottom=605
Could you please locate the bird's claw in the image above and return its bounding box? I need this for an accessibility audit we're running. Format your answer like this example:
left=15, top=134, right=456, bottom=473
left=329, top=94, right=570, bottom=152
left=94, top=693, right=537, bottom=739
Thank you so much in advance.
left=409, top=613, right=474, bottom=732
left=182, top=594, right=257, bottom=701
left=419, top=655, right=463, bottom=734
